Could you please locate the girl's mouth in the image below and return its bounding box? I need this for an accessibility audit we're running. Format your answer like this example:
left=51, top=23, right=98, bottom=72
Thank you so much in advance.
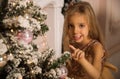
left=73, top=35, right=82, bottom=41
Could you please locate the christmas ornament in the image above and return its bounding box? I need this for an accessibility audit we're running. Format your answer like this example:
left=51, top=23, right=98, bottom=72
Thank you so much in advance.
left=0, top=54, right=7, bottom=67
left=59, top=65, right=68, bottom=79
left=17, top=30, right=33, bottom=44
left=0, top=39, right=7, bottom=55
left=37, top=35, right=49, bottom=52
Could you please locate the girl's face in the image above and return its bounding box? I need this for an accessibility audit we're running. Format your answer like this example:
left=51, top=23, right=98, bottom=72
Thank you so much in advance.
left=68, top=12, right=90, bottom=45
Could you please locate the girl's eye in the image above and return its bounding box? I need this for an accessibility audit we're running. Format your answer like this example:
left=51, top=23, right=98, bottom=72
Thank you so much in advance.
left=79, top=24, right=85, bottom=28
left=68, top=24, right=74, bottom=28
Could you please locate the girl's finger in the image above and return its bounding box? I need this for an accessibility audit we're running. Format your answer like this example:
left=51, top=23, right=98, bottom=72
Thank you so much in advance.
left=71, top=48, right=79, bottom=58
left=69, top=45, right=76, bottom=51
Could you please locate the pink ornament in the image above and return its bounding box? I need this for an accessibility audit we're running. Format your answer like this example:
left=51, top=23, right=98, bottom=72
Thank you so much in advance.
left=17, top=30, right=33, bottom=44
left=59, top=65, right=68, bottom=79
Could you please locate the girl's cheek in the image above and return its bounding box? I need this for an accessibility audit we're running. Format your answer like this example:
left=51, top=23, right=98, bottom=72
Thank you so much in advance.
left=68, top=33, right=72, bottom=38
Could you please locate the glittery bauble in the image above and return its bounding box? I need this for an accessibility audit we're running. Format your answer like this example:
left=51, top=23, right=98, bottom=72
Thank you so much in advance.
left=59, top=65, right=68, bottom=79
left=17, top=30, right=33, bottom=44
left=0, top=54, right=7, bottom=67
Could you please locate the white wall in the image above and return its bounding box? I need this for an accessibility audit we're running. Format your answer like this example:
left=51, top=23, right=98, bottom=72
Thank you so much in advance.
left=34, top=0, right=64, bottom=57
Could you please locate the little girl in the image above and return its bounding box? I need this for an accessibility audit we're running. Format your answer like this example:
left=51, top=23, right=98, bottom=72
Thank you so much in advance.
left=62, top=1, right=117, bottom=79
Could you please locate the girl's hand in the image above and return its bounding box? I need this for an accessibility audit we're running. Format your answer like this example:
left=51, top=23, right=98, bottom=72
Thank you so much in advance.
left=69, top=45, right=85, bottom=62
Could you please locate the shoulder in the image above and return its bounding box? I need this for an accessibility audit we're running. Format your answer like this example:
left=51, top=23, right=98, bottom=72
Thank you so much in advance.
left=91, top=40, right=105, bottom=57
left=92, top=41, right=104, bottom=51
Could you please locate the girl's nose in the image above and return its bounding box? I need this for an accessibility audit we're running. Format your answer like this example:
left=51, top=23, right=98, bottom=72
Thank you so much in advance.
left=74, top=26, right=80, bottom=34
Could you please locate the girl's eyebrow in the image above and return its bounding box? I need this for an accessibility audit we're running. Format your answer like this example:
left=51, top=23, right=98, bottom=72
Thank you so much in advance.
left=79, top=22, right=84, bottom=24
left=68, top=23, right=73, bottom=25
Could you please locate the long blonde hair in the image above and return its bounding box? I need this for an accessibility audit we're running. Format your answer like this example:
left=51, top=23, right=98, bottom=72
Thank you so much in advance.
left=62, top=1, right=104, bottom=52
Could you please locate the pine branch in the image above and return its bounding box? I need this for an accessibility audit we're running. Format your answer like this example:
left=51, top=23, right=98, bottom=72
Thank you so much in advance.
left=48, top=51, right=70, bottom=70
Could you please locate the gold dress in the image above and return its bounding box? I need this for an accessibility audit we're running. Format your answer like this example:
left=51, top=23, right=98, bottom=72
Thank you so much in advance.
left=66, top=40, right=117, bottom=79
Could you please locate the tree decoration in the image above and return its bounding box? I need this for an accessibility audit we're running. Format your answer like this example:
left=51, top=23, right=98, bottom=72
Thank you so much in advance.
left=0, top=0, right=70, bottom=79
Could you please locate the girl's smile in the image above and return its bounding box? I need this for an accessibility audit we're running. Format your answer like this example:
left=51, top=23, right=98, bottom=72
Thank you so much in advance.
left=73, top=34, right=83, bottom=41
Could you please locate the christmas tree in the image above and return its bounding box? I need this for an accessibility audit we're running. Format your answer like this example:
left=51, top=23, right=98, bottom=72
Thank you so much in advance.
left=0, top=0, right=70, bottom=79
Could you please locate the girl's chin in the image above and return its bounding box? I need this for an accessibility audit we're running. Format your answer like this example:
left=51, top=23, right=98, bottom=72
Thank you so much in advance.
left=75, top=40, right=81, bottom=43
left=74, top=39, right=82, bottom=43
